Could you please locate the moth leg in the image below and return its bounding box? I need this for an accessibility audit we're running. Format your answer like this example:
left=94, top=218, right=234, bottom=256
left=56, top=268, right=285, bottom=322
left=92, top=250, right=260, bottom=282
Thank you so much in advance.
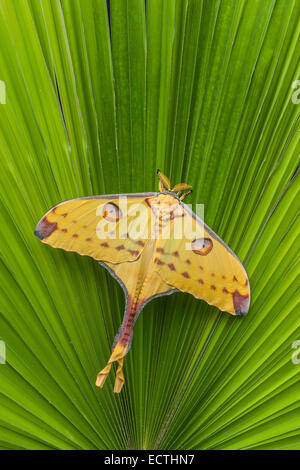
left=179, top=189, right=192, bottom=200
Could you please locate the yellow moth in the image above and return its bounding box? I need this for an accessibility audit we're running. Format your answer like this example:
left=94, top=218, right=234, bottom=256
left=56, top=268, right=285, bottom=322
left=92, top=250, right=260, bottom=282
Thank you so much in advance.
left=35, top=171, right=250, bottom=393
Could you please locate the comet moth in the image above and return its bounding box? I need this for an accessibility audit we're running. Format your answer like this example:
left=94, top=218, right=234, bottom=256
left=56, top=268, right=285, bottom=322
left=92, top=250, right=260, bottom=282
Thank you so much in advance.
left=34, top=171, right=250, bottom=393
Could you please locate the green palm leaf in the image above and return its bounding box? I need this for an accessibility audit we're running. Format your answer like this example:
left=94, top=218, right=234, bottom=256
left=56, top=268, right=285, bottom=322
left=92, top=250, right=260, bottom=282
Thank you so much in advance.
left=0, top=0, right=299, bottom=449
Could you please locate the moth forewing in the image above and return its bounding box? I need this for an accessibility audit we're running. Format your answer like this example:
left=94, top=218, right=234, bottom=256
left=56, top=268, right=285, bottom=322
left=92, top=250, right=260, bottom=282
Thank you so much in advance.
left=127, top=200, right=151, bottom=240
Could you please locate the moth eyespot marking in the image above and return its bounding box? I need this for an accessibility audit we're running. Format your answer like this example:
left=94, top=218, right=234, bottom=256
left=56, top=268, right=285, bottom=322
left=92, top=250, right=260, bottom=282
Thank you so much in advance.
left=192, top=238, right=213, bottom=255
left=185, top=259, right=191, bottom=264
left=222, top=275, right=226, bottom=280
left=154, top=257, right=165, bottom=265
left=172, top=251, right=179, bottom=257
left=210, top=285, right=216, bottom=290
left=116, top=244, right=125, bottom=251
left=61, top=228, right=67, bottom=233
left=223, top=287, right=229, bottom=293
left=211, top=273, right=215, bottom=277
left=168, top=263, right=176, bottom=271
left=101, top=242, right=109, bottom=247
left=72, top=234, right=78, bottom=238
left=181, top=272, right=190, bottom=278
left=156, top=247, right=164, bottom=253
left=62, top=213, right=68, bottom=217
left=233, top=275, right=238, bottom=281
left=103, top=202, right=122, bottom=221
left=136, top=240, right=145, bottom=247
left=198, top=279, right=204, bottom=284
left=199, top=266, right=203, bottom=271
left=86, top=237, right=92, bottom=241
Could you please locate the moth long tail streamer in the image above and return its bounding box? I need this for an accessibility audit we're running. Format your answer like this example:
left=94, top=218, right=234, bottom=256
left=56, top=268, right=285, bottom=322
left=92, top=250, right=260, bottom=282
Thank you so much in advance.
left=96, top=302, right=137, bottom=392
left=96, top=343, right=128, bottom=392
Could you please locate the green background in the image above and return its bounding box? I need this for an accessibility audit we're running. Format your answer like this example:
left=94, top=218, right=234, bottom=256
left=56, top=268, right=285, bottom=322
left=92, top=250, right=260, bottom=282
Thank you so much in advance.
left=0, top=0, right=299, bottom=449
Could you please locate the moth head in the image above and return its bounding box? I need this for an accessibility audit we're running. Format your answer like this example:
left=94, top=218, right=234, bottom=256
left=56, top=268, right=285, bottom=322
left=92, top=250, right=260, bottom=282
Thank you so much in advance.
left=156, top=170, right=192, bottom=200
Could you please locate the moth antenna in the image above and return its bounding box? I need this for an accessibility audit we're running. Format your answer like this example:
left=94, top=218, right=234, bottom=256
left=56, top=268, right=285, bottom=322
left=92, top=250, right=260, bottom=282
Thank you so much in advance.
left=157, top=169, right=171, bottom=190
left=172, top=183, right=192, bottom=192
